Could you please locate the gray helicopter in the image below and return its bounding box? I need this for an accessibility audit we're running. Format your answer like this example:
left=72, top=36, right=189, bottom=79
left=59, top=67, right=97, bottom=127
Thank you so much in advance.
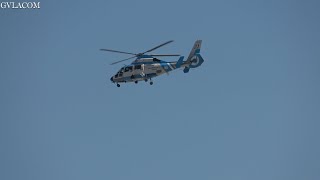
left=101, top=40, right=204, bottom=87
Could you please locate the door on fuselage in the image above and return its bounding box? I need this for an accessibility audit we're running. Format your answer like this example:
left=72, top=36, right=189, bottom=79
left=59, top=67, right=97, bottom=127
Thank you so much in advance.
left=133, top=64, right=143, bottom=79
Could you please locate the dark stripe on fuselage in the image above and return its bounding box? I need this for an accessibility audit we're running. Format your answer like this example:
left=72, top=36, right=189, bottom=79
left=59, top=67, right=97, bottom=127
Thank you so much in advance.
left=114, top=73, right=157, bottom=83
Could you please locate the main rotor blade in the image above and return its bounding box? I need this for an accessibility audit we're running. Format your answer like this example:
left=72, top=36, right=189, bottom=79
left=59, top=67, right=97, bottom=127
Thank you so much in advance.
left=100, top=48, right=137, bottom=55
left=142, top=40, right=174, bottom=54
left=110, top=56, right=137, bottom=65
left=149, top=54, right=180, bottom=56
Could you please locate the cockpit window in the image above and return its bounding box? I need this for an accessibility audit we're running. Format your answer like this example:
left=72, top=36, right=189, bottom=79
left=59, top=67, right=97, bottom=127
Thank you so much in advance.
left=124, top=66, right=133, bottom=72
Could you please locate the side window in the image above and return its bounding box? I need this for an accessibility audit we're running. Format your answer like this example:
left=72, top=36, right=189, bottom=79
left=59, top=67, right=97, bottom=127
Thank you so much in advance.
left=135, top=65, right=141, bottom=70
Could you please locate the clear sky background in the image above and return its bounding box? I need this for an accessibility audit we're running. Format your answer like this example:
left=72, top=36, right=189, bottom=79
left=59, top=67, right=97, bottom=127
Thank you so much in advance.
left=1, top=0, right=320, bottom=179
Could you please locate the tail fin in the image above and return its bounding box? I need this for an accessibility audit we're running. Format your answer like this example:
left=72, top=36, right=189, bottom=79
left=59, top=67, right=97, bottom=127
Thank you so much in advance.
left=187, top=40, right=202, bottom=61
left=185, top=40, right=204, bottom=69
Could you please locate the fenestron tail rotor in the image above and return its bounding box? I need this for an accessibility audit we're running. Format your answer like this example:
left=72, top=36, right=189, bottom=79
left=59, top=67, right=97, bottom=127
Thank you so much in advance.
left=100, top=40, right=180, bottom=65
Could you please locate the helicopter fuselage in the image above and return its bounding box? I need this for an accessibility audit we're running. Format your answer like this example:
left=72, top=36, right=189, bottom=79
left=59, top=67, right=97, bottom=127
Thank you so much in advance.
left=110, top=58, right=182, bottom=83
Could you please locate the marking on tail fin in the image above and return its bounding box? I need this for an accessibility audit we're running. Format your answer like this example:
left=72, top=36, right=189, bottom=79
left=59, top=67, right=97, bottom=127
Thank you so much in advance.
left=187, top=40, right=202, bottom=62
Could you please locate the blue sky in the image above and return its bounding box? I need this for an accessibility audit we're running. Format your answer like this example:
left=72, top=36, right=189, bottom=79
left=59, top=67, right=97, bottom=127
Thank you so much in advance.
left=1, top=0, right=320, bottom=179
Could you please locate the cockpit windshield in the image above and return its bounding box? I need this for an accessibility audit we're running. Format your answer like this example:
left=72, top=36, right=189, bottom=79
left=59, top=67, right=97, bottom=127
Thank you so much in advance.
left=124, top=66, right=133, bottom=72
left=118, top=67, right=125, bottom=73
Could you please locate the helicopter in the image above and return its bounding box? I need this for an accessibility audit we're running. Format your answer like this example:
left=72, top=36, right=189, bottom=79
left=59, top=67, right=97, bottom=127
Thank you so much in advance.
left=100, top=40, right=204, bottom=87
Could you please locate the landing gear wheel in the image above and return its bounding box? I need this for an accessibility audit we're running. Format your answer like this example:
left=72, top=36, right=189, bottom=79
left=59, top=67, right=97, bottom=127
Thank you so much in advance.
left=117, top=84, right=120, bottom=87
left=144, top=79, right=148, bottom=82
left=150, top=82, right=153, bottom=85
left=135, top=81, right=138, bottom=84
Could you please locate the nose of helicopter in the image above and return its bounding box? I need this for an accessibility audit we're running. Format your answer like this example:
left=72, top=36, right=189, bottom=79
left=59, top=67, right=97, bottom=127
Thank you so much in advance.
left=110, top=76, right=114, bottom=82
